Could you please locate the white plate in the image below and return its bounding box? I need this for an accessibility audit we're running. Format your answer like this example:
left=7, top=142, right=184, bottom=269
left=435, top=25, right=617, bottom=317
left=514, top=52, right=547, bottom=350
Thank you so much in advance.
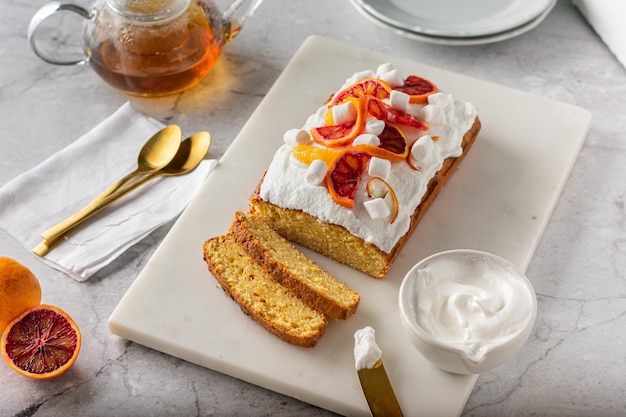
left=355, top=0, right=553, bottom=37
left=352, top=0, right=556, bottom=45
left=108, top=36, right=591, bottom=417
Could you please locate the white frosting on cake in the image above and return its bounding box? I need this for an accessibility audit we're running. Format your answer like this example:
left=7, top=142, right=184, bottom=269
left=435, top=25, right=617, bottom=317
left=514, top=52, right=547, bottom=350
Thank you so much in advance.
left=259, top=64, right=477, bottom=254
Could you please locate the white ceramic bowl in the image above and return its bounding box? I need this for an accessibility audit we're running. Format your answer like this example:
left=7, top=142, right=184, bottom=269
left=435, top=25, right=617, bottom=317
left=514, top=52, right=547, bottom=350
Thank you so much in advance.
left=398, top=249, right=537, bottom=375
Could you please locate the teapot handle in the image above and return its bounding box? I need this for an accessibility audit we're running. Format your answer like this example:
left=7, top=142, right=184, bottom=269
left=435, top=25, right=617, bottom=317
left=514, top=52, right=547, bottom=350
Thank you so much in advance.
left=28, top=1, right=91, bottom=66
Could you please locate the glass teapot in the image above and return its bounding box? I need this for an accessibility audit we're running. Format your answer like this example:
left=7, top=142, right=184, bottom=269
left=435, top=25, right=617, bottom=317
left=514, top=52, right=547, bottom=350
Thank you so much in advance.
left=28, top=0, right=263, bottom=97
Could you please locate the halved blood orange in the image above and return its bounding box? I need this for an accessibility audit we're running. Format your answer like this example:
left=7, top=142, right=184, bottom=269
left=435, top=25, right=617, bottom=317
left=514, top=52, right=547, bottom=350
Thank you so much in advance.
left=292, top=144, right=341, bottom=166
left=1, top=304, right=81, bottom=380
left=331, top=78, right=391, bottom=106
left=327, top=151, right=370, bottom=208
left=366, top=98, right=429, bottom=131
left=311, top=98, right=365, bottom=147
left=394, top=75, right=438, bottom=104
left=366, top=177, right=399, bottom=224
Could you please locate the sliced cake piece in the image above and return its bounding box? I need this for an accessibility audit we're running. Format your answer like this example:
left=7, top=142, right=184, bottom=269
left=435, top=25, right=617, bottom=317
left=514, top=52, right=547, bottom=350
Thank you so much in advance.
left=203, top=235, right=327, bottom=348
left=229, top=211, right=360, bottom=320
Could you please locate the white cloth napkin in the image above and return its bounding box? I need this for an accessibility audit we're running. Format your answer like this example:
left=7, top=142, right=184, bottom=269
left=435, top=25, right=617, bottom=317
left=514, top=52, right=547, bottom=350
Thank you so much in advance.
left=574, top=0, right=626, bottom=68
left=0, top=102, right=216, bottom=281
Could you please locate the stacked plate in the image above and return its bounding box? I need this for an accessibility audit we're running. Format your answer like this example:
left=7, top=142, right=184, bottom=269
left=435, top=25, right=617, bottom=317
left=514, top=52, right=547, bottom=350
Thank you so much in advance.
left=350, top=0, right=557, bottom=45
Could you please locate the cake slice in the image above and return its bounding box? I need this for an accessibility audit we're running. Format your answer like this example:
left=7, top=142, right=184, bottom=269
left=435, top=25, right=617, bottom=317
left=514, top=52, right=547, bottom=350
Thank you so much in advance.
left=229, top=211, right=360, bottom=320
left=203, top=235, right=327, bottom=348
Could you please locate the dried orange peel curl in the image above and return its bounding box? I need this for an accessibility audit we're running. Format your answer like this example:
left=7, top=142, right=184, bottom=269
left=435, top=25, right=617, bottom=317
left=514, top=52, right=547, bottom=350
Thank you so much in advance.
left=366, top=177, right=399, bottom=224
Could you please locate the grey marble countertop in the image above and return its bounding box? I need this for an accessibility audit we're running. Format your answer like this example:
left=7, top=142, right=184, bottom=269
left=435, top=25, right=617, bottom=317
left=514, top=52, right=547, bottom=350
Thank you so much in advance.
left=1, top=0, right=625, bottom=416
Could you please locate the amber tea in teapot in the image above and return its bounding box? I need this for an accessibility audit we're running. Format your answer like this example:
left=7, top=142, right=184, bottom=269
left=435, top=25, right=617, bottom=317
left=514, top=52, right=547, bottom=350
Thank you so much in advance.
left=88, top=0, right=222, bottom=96
left=28, top=0, right=261, bottom=97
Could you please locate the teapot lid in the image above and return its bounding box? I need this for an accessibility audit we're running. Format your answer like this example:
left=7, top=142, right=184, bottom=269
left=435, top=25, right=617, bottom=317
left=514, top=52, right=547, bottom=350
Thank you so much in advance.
left=106, top=0, right=190, bottom=20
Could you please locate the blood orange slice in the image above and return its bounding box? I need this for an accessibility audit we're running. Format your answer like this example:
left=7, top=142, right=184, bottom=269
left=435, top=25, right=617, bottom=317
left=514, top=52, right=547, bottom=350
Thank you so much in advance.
left=331, top=78, right=391, bottom=106
left=366, top=98, right=429, bottom=131
left=1, top=304, right=81, bottom=380
left=311, top=123, right=359, bottom=147
left=352, top=124, right=409, bottom=163
left=366, top=177, right=399, bottom=224
left=311, top=98, right=365, bottom=147
left=327, top=151, right=370, bottom=208
left=376, top=124, right=409, bottom=161
left=394, top=75, right=438, bottom=104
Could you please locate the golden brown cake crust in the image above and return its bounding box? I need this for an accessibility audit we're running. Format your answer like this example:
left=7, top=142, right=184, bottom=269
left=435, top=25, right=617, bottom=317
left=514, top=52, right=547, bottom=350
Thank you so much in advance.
left=249, top=116, right=481, bottom=279
left=229, top=211, right=360, bottom=320
left=203, top=235, right=327, bottom=348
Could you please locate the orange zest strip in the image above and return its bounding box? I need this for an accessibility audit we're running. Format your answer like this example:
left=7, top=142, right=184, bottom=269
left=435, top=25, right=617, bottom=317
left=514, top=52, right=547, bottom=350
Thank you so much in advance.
left=406, top=140, right=421, bottom=171
left=365, top=177, right=399, bottom=224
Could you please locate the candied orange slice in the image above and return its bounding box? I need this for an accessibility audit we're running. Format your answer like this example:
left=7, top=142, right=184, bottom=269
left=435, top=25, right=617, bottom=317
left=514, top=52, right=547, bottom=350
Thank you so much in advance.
left=331, top=78, right=391, bottom=106
left=352, top=124, right=409, bottom=162
left=375, top=123, right=409, bottom=161
left=292, top=144, right=341, bottom=166
left=311, top=97, right=365, bottom=147
left=365, top=177, right=399, bottom=224
left=366, top=97, right=429, bottom=131
left=327, top=151, right=370, bottom=208
left=394, top=75, right=438, bottom=104
left=311, top=122, right=359, bottom=148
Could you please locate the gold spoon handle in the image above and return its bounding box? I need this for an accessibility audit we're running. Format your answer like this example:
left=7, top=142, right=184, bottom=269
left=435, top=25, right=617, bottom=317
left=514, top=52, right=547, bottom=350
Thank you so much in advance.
left=33, top=172, right=160, bottom=256
left=40, top=169, right=142, bottom=241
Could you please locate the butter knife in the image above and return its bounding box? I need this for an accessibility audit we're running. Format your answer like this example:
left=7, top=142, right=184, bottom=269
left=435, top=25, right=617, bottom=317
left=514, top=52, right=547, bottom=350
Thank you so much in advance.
left=354, top=327, right=403, bottom=417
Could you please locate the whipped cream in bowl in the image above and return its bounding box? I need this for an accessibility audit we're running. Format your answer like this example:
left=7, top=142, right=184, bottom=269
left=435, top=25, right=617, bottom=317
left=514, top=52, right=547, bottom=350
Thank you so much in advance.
left=398, top=250, right=537, bottom=375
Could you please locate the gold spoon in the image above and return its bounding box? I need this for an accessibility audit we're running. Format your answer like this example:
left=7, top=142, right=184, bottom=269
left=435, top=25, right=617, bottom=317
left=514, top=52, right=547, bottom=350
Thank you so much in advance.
left=33, top=131, right=212, bottom=256
left=40, top=124, right=183, bottom=241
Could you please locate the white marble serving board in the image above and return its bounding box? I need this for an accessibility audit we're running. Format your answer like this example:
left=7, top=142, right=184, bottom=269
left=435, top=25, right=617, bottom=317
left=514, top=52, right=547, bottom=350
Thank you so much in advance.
left=108, top=36, right=591, bottom=416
